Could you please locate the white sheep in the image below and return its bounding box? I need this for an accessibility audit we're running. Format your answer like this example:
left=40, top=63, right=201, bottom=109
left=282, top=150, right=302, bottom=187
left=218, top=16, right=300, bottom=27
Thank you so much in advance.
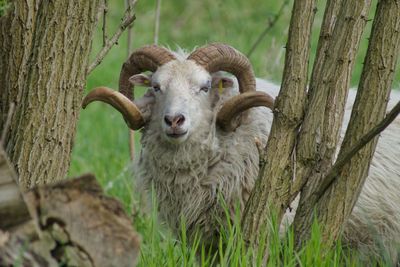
left=83, top=44, right=400, bottom=262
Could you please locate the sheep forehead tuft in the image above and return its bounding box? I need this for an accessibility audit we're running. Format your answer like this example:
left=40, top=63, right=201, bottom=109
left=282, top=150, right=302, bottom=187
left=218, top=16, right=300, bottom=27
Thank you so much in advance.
left=153, top=60, right=211, bottom=91
left=170, top=46, right=191, bottom=60
left=161, top=45, right=192, bottom=60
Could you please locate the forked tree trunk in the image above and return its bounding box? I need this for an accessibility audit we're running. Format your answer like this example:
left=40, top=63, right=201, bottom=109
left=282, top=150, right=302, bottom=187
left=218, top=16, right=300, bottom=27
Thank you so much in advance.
left=294, top=0, right=400, bottom=246
left=291, top=0, right=373, bottom=243
left=0, top=0, right=100, bottom=189
left=242, top=0, right=400, bottom=258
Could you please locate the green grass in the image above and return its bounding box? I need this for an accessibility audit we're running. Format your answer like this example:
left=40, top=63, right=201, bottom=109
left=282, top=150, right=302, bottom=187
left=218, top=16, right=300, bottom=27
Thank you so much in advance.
left=69, top=1, right=398, bottom=266
left=123, top=190, right=369, bottom=267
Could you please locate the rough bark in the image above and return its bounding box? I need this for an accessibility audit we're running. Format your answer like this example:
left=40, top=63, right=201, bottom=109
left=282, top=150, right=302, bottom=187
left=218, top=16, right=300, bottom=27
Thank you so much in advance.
left=0, top=0, right=101, bottom=189
left=292, top=0, right=372, bottom=246
left=290, top=0, right=342, bottom=196
left=242, top=0, right=316, bottom=250
left=295, top=0, right=400, bottom=246
left=294, top=0, right=372, bottom=196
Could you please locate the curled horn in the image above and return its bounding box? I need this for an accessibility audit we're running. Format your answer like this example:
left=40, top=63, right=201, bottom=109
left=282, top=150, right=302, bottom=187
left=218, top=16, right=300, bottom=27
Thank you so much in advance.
left=82, top=87, right=144, bottom=130
left=82, top=45, right=176, bottom=130
left=119, top=45, right=177, bottom=100
left=217, top=92, right=275, bottom=131
left=188, top=43, right=256, bottom=94
left=188, top=43, right=274, bottom=131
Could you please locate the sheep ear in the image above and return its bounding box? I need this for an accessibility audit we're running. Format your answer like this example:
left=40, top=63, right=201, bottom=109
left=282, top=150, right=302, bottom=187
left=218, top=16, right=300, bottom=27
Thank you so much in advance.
left=211, top=76, right=234, bottom=94
left=129, top=74, right=151, bottom=87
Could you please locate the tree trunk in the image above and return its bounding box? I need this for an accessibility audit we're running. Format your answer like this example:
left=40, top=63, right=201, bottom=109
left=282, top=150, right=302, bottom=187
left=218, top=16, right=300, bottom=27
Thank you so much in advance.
left=294, top=0, right=400, bottom=246
left=242, top=0, right=316, bottom=251
left=0, top=0, right=100, bottom=189
left=292, top=0, right=372, bottom=245
left=289, top=0, right=343, bottom=199
left=242, top=0, right=400, bottom=259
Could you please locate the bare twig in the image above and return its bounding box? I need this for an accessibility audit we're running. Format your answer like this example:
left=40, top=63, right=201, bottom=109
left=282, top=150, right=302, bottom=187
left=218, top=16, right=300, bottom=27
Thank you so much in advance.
left=127, top=0, right=162, bottom=160
left=246, top=0, right=289, bottom=57
left=1, top=102, right=15, bottom=146
left=125, top=0, right=136, bottom=161
left=154, top=0, right=161, bottom=45
left=317, top=100, right=400, bottom=199
left=102, top=0, right=108, bottom=47
left=87, top=0, right=138, bottom=74
left=125, top=0, right=134, bottom=55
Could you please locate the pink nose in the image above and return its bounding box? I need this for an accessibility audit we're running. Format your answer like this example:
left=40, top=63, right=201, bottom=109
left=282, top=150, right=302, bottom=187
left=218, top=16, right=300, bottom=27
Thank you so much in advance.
left=164, top=114, right=185, bottom=128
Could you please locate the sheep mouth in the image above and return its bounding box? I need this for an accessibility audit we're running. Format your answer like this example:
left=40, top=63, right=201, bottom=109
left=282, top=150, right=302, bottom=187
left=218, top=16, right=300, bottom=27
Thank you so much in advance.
left=166, top=131, right=188, bottom=138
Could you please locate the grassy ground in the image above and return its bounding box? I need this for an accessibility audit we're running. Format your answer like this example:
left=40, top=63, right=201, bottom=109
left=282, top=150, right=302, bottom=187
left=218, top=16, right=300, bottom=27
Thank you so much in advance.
left=69, top=1, right=398, bottom=266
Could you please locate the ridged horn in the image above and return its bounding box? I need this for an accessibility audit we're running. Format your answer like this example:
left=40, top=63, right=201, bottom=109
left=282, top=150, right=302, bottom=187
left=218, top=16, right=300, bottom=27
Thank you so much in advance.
left=82, top=45, right=176, bottom=130
left=82, top=87, right=144, bottom=130
left=119, top=45, right=176, bottom=100
left=188, top=43, right=256, bottom=94
left=188, top=43, right=274, bottom=131
left=217, top=91, right=275, bottom=131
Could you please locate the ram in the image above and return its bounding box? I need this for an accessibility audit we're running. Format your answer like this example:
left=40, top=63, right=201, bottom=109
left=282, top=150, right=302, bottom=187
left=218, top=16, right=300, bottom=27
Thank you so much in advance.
left=83, top=44, right=400, bottom=261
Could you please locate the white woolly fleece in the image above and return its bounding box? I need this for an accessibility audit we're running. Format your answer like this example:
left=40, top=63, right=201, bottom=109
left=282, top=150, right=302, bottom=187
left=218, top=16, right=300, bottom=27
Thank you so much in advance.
left=134, top=50, right=400, bottom=261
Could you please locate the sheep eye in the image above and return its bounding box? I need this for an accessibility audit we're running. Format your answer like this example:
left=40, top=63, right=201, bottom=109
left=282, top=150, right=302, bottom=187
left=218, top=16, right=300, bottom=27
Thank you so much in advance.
left=200, top=86, right=210, bottom=93
left=200, top=81, right=211, bottom=93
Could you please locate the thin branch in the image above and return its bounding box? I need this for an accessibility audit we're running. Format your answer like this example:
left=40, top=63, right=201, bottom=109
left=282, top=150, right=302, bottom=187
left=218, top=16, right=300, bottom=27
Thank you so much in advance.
left=126, top=0, right=135, bottom=161
left=246, top=0, right=289, bottom=57
left=1, top=102, right=15, bottom=147
left=128, top=0, right=161, bottom=161
left=102, top=0, right=108, bottom=47
left=154, top=0, right=161, bottom=45
left=87, top=0, right=138, bottom=75
left=126, top=4, right=133, bottom=56
left=125, top=0, right=134, bottom=55
left=317, top=100, right=400, bottom=199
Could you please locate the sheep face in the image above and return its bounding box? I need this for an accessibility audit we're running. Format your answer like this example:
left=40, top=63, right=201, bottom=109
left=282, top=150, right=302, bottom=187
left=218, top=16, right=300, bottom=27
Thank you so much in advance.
left=83, top=44, right=274, bottom=135
left=130, top=60, right=223, bottom=145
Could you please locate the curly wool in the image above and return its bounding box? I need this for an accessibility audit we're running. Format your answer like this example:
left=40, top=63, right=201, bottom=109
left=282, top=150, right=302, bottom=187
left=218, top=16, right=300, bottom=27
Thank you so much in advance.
left=136, top=84, right=271, bottom=244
